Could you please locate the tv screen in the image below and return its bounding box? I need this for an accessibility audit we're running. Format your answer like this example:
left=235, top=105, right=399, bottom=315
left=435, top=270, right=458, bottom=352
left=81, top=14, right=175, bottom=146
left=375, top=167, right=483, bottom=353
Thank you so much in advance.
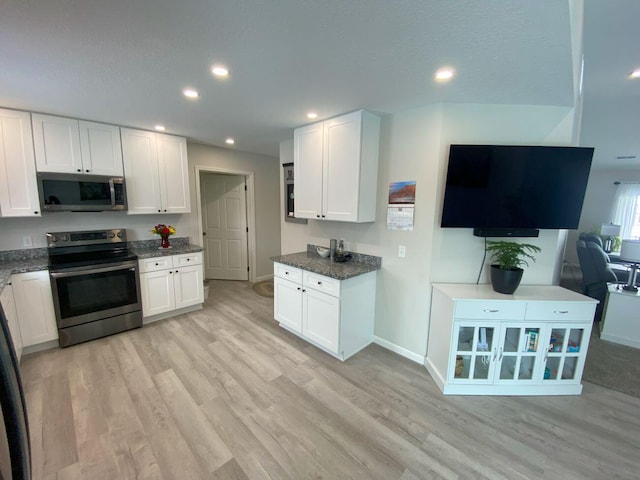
left=441, top=145, right=594, bottom=230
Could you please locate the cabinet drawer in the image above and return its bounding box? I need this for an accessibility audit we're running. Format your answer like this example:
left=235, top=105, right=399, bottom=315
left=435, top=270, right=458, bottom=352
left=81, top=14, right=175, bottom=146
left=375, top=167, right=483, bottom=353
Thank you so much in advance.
left=274, top=263, right=302, bottom=283
left=303, top=271, right=340, bottom=297
left=454, top=300, right=526, bottom=320
left=525, top=302, right=596, bottom=322
left=174, top=252, right=202, bottom=267
left=139, top=256, right=173, bottom=273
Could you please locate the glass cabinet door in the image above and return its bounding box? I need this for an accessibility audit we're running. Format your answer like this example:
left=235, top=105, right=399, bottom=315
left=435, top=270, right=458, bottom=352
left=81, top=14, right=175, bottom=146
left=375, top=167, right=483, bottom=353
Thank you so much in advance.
left=451, top=323, right=496, bottom=383
left=542, top=325, right=587, bottom=383
left=496, top=325, right=542, bottom=382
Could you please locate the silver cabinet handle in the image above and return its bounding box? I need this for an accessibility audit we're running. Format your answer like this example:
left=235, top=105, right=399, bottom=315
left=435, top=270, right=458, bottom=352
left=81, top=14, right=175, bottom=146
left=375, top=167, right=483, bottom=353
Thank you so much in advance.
left=492, top=347, right=497, bottom=361
left=553, top=310, right=569, bottom=314
left=483, top=309, right=499, bottom=313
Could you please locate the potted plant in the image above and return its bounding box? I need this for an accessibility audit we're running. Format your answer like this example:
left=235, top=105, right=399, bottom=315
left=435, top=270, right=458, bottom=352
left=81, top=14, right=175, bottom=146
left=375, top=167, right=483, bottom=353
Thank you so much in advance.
left=485, top=241, right=541, bottom=294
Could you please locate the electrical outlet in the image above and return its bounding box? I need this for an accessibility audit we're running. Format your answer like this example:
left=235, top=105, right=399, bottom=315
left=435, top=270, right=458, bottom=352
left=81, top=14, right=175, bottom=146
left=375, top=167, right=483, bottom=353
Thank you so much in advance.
left=22, top=236, right=33, bottom=247
left=398, top=245, right=406, bottom=258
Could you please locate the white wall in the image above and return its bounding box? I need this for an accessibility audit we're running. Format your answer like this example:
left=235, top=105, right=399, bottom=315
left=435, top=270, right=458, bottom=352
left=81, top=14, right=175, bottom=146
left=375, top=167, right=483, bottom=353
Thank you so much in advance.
left=0, top=141, right=281, bottom=281
left=565, top=168, right=640, bottom=264
left=186, top=142, right=281, bottom=280
left=280, top=102, right=577, bottom=360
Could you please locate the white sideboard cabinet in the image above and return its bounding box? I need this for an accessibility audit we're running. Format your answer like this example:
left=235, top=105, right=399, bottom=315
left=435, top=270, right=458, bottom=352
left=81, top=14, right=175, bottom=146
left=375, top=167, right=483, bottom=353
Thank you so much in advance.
left=139, top=252, right=204, bottom=319
left=426, top=284, right=597, bottom=396
left=32, top=113, right=124, bottom=176
left=294, top=110, right=380, bottom=223
left=0, top=108, right=41, bottom=217
left=273, top=262, right=376, bottom=360
left=121, top=128, right=190, bottom=214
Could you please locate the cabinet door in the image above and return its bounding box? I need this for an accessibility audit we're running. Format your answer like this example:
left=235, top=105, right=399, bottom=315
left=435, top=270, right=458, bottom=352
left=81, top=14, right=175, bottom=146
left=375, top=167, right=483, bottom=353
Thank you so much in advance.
left=303, top=287, right=340, bottom=354
left=1, top=282, right=23, bottom=361
left=294, top=122, right=323, bottom=219
left=121, top=128, right=162, bottom=214
left=541, top=323, right=591, bottom=384
left=323, top=111, right=361, bottom=222
left=78, top=121, right=123, bottom=175
left=32, top=114, right=83, bottom=173
left=12, top=271, right=58, bottom=347
left=140, top=270, right=176, bottom=317
left=174, top=264, right=204, bottom=309
left=157, top=134, right=190, bottom=213
left=495, top=324, right=543, bottom=383
left=274, top=277, right=303, bottom=333
left=0, top=109, right=41, bottom=217
left=450, top=322, right=498, bottom=384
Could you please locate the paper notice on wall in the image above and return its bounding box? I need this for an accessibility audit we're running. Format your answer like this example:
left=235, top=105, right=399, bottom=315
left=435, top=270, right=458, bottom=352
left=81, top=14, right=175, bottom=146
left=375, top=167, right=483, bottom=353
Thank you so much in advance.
left=387, top=181, right=416, bottom=231
left=387, top=206, right=415, bottom=231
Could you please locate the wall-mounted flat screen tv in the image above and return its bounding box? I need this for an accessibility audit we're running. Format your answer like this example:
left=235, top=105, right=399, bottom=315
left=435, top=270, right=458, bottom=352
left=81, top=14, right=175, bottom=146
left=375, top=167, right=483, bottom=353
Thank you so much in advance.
left=440, top=145, right=594, bottom=230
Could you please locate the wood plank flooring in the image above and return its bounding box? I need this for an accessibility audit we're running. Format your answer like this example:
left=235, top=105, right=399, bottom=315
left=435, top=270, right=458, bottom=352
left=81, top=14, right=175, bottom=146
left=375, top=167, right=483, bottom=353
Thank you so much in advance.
left=20, top=280, right=640, bottom=479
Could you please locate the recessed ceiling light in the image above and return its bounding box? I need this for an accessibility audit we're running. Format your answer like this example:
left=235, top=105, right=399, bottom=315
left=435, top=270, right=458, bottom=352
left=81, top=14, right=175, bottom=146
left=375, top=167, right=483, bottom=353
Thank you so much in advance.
left=183, top=88, right=199, bottom=98
left=154, top=125, right=166, bottom=131
left=307, top=112, right=318, bottom=119
left=630, top=69, right=640, bottom=79
left=435, top=67, right=455, bottom=81
left=212, top=65, right=229, bottom=77
left=225, top=138, right=235, bottom=145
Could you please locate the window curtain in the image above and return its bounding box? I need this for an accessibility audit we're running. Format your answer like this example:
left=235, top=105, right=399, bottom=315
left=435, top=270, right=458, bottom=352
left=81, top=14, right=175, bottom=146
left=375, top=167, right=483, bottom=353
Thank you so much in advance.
left=611, top=183, right=640, bottom=238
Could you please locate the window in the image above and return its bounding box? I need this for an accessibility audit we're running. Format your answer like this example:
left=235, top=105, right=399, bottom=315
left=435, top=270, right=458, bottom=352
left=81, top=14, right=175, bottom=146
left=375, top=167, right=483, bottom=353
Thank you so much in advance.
left=611, top=183, right=640, bottom=239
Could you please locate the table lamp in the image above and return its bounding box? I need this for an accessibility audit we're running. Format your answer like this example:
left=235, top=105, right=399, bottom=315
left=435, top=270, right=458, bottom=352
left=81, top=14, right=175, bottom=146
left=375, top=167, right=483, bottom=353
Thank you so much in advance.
left=619, top=239, right=640, bottom=291
left=601, top=224, right=621, bottom=253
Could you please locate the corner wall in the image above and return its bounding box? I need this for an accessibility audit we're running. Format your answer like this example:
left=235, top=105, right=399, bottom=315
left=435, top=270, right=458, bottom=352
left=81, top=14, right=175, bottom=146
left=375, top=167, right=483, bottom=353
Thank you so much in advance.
left=280, top=102, right=577, bottom=360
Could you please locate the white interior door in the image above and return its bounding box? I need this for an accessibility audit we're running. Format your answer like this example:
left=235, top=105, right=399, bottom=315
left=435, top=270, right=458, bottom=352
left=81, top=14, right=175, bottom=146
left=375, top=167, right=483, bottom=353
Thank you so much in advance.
left=201, top=174, right=248, bottom=280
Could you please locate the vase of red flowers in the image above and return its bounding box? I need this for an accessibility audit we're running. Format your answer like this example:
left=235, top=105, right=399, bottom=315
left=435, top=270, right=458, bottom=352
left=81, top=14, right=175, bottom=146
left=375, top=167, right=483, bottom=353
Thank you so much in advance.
left=151, top=224, right=176, bottom=249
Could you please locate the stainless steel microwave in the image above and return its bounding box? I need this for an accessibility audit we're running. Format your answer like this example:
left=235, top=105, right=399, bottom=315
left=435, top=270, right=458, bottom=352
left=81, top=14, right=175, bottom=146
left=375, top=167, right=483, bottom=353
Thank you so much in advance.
left=37, top=172, right=127, bottom=212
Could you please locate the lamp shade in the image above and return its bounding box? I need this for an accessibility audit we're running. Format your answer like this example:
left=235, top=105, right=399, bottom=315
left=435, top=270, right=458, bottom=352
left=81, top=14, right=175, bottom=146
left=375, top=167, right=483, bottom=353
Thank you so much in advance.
left=601, top=224, right=621, bottom=236
left=620, top=240, right=640, bottom=262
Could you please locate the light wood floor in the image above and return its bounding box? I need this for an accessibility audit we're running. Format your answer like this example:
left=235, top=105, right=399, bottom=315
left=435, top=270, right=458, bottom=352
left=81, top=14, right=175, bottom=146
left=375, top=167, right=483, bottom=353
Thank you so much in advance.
left=21, top=280, right=640, bottom=479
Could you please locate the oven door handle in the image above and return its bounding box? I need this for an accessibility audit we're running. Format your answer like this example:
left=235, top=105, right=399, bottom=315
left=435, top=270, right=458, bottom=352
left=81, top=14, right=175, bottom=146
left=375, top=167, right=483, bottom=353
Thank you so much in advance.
left=50, top=261, right=138, bottom=278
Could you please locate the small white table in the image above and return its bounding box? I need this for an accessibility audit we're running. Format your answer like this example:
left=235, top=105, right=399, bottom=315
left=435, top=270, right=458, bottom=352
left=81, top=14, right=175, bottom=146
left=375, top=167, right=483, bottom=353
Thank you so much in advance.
left=601, top=284, right=640, bottom=349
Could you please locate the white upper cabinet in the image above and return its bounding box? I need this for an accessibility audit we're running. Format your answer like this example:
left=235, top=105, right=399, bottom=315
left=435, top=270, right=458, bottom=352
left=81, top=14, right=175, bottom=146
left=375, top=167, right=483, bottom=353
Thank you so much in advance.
left=0, top=108, right=41, bottom=217
left=32, top=113, right=123, bottom=176
left=294, top=110, right=380, bottom=223
left=78, top=120, right=124, bottom=175
left=121, top=128, right=190, bottom=214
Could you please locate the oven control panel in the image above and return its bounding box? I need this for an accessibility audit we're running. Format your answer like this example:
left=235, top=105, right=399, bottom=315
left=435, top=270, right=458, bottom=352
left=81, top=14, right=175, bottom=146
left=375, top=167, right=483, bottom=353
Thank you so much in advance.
left=47, top=229, right=126, bottom=247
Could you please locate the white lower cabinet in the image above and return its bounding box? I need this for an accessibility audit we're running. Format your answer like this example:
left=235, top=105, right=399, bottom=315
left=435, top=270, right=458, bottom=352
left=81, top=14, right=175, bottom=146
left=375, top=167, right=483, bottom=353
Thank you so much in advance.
left=426, top=284, right=598, bottom=395
left=1, top=281, right=23, bottom=361
left=273, top=262, right=376, bottom=360
left=11, top=271, right=59, bottom=348
left=139, top=252, right=204, bottom=319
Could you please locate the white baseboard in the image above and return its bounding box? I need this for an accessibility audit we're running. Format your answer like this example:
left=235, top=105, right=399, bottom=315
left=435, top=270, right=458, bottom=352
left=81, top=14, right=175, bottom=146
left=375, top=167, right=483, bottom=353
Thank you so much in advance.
left=373, top=336, right=425, bottom=364
left=254, top=273, right=273, bottom=283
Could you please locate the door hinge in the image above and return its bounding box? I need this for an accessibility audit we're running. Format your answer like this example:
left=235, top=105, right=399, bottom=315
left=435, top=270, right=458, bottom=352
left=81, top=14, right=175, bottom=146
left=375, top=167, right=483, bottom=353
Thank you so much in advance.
left=247, top=266, right=250, bottom=272
left=244, top=185, right=247, bottom=191
left=246, top=227, right=249, bottom=233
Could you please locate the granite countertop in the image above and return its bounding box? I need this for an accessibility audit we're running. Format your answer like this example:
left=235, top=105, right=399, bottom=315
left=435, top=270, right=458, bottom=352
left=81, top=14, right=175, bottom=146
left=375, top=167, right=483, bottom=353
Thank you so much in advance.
left=271, top=246, right=381, bottom=280
left=0, top=238, right=203, bottom=292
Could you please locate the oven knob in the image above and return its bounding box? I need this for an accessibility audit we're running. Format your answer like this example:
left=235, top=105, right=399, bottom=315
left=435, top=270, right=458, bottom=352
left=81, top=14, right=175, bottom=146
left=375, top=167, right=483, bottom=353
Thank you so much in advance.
left=108, top=232, right=115, bottom=238
left=49, top=235, right=57, bottom=243
left=116, top=231, right=123, bottom=238
left=60, top=235, right=69, bottom=242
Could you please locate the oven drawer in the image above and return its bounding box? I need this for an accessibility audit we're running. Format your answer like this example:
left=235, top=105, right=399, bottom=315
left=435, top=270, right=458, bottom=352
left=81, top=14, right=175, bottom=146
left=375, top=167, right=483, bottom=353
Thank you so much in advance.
left=139, top=256, right=173, bottom=273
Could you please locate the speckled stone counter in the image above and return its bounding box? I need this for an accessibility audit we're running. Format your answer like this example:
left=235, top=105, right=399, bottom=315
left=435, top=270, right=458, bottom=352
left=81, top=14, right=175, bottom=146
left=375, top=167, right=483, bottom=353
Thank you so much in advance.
left=0, top=238, right=203, bottom=293
left=0, top=248, right=49, bottom=292
left=128, top=237, right=203, bottom=259
left=271, top=248, right=381, bottom=280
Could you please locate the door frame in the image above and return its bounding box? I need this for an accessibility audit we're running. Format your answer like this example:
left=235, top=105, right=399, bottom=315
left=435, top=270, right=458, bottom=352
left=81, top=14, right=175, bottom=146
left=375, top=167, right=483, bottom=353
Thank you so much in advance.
left=194, top=165, right=256, bottom=282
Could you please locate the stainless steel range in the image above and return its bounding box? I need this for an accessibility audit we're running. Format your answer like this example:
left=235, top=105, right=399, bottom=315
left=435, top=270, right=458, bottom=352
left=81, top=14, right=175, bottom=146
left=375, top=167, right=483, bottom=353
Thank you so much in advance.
left=47, top=228, right=142, bottom=347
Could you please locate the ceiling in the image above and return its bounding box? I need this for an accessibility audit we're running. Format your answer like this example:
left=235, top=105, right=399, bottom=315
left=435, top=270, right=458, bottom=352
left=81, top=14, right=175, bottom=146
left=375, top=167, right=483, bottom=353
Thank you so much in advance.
left=0, top=0, right=620, bottom=162
left=581, top=0, right=640, bottom=171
